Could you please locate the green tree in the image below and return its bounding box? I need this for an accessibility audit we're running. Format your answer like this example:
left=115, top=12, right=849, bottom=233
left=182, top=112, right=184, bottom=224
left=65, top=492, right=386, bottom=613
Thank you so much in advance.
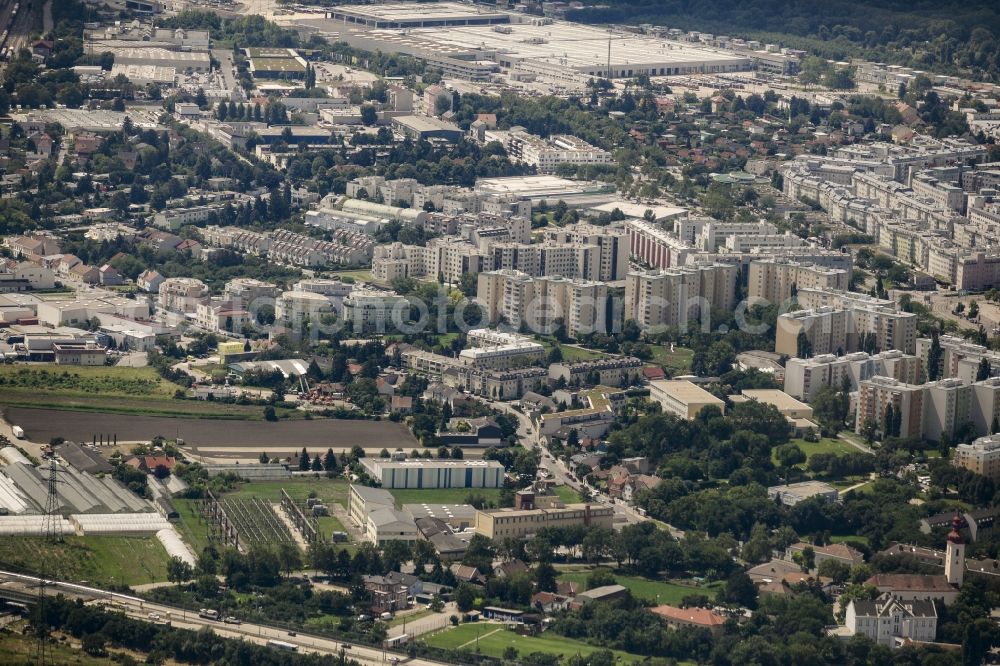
left=534, top=562, right=557, bottom=592
left=927, top=331, right=942, bottom=381
left=775, top=443, right=806, bottom=469
left=167, top=556, right=193, bottom=586
left=722, top=571, right=758, bottom=609
left=455, top=582, right=476, bottom=612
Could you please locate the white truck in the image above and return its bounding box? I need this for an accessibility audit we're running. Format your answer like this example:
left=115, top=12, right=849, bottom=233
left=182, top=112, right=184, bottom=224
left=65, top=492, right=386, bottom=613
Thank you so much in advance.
left=11, top=426, right=24, bottom=439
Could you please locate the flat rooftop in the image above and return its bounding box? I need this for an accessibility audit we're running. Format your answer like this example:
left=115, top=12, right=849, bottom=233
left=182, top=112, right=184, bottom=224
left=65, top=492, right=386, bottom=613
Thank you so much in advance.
left=350, top=18, right=749, bottom=75
left=329, top=2, right=509, bottom=28
left=767, top=480, right=838, bottom=497
left=11, top=109, right=162, bottom=132
left=393, top=115, right=462, bottom=133
left=402, top=503, right=478, bottom=521
left=364, top=459, right=504, bottom=470
left=650, top=379, right=725, bottom=405
left=250, top=57, right=306, bottom=73
left=589, top=201, right=688, bottom=220
left=740, top=389, right=810, bottom=412
left=474, top=175, right=606, bottom=197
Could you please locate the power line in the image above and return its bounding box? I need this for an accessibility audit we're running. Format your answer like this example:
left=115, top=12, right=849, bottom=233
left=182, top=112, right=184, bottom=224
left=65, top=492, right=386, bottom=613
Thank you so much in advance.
left=36, top=459, right=67, bottom=666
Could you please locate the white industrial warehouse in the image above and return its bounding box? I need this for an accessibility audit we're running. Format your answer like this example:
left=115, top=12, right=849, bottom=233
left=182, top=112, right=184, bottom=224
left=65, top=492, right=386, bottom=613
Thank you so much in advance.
left=302, top=2, right=750, bottom=82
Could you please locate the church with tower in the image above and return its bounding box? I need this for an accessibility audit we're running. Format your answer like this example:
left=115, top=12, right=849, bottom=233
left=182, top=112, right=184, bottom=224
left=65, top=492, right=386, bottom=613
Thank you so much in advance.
left=844, top=514, right=969, bottom=648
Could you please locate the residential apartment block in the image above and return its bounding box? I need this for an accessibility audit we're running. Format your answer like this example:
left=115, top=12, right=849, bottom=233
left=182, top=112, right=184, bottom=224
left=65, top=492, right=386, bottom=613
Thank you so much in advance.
left=855, top=376, right=926, bottom=439
left=783, top=350, right=921, bottom=402
left=623, top=264, right=738, bottom=332
left=489, top=241, right=602, bottom=281
left=776, top=302, right=916, bottom=357
left=954, top=434, right=1000, bottom=481
left=496, top=129, right=613, bottom=173
left=624, top=219, right=695, bottom=269
left=916, top=334, right=1000, bottom=384
left=548, top=357, right=643, bottom=387
left=544, top=223, right=629, bottom=281
left=748, top=257, right=849, bottom=303
left=157, top=277, right=209, bottom=314
left=457, top=329, right=545, bottom=369
left=476, top=269, right=610, bottom=337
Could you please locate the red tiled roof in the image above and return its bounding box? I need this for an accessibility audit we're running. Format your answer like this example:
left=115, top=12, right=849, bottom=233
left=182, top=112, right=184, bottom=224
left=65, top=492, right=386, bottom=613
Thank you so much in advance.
left=651, top=605, right=726, bottom=627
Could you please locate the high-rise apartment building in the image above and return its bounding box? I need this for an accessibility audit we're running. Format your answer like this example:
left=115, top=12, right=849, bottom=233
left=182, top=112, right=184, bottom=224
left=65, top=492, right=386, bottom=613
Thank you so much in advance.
left=476, top=269, right=609, bottom=337
left=623, top=264, right=737, bottom=331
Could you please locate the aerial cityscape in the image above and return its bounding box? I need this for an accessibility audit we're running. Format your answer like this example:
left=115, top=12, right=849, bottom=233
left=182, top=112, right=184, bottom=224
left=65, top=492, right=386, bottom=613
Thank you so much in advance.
left=1, top=0, right=1000, bottom=664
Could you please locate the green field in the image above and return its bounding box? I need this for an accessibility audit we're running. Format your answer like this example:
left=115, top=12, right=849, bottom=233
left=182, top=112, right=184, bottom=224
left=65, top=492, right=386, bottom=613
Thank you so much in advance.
left=552, top=485, right=582, bottom=504
left=647, top=346, right=694, bottom=374
left=317, top=514, right=348, bottom=537
left=0, top=364, right=296, bottom=420
left=771, top=437, right=862, bottom=467
left=558, top=569, right=722, bottom=605
left=224, top=478, right=351, bottom=508
left=0, top=536, right=172, bottom=586
left=174, top=498, right=214, bottom=555
left=389, top=487, right=503, bottom=508
left=424, top=624, right=647, bottom=664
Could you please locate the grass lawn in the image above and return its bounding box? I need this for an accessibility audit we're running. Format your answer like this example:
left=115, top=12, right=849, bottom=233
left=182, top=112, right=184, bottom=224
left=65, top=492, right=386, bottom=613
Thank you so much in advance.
left=558, top=569, right=721, bottom=605
left=772, top=437, right=863, bottom=467
left=0, top=364, right=295, bottom=420
left=829, top=475, right=870, bottom=490
left=424, top=625, right=648, bottom=664
left=0, top=536, right=172, bottom=586
left=647, top=345, right=694, bottom=375
left=224, top=478, right=351, bottom=508
left=389, top=487, right=503, bottom=508
left=317, top=514, right=349, bottom=538
left=552, top=485, right=582, bottom=504
left=174, top=498, right=214, bottom=555
left=537, top=339, right=607, bottom=362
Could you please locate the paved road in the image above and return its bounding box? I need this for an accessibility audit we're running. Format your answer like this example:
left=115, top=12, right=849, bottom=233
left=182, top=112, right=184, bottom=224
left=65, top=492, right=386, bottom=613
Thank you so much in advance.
left=211, top=48, right=244, bottom=102
left=0, top=570, right=446, bottom=666
left=116, top=351, right=149, bottom=368
left=481, top=398, right=646, bottom=528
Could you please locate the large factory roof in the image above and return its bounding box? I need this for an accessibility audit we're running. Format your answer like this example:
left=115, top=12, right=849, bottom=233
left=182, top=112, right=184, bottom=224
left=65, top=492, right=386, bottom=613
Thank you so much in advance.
left=323, top=6, right=749, bottom=79
left=328, top=2, right=510, bottom=28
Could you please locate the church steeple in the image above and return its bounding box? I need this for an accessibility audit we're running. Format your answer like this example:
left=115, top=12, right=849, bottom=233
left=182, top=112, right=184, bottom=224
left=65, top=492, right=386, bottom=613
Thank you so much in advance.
left=945, top=512, right=965, bottom=586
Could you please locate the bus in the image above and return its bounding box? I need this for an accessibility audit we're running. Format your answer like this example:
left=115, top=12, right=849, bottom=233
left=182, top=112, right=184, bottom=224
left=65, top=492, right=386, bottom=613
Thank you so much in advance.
left=266, top=639, right=298, bottom=652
